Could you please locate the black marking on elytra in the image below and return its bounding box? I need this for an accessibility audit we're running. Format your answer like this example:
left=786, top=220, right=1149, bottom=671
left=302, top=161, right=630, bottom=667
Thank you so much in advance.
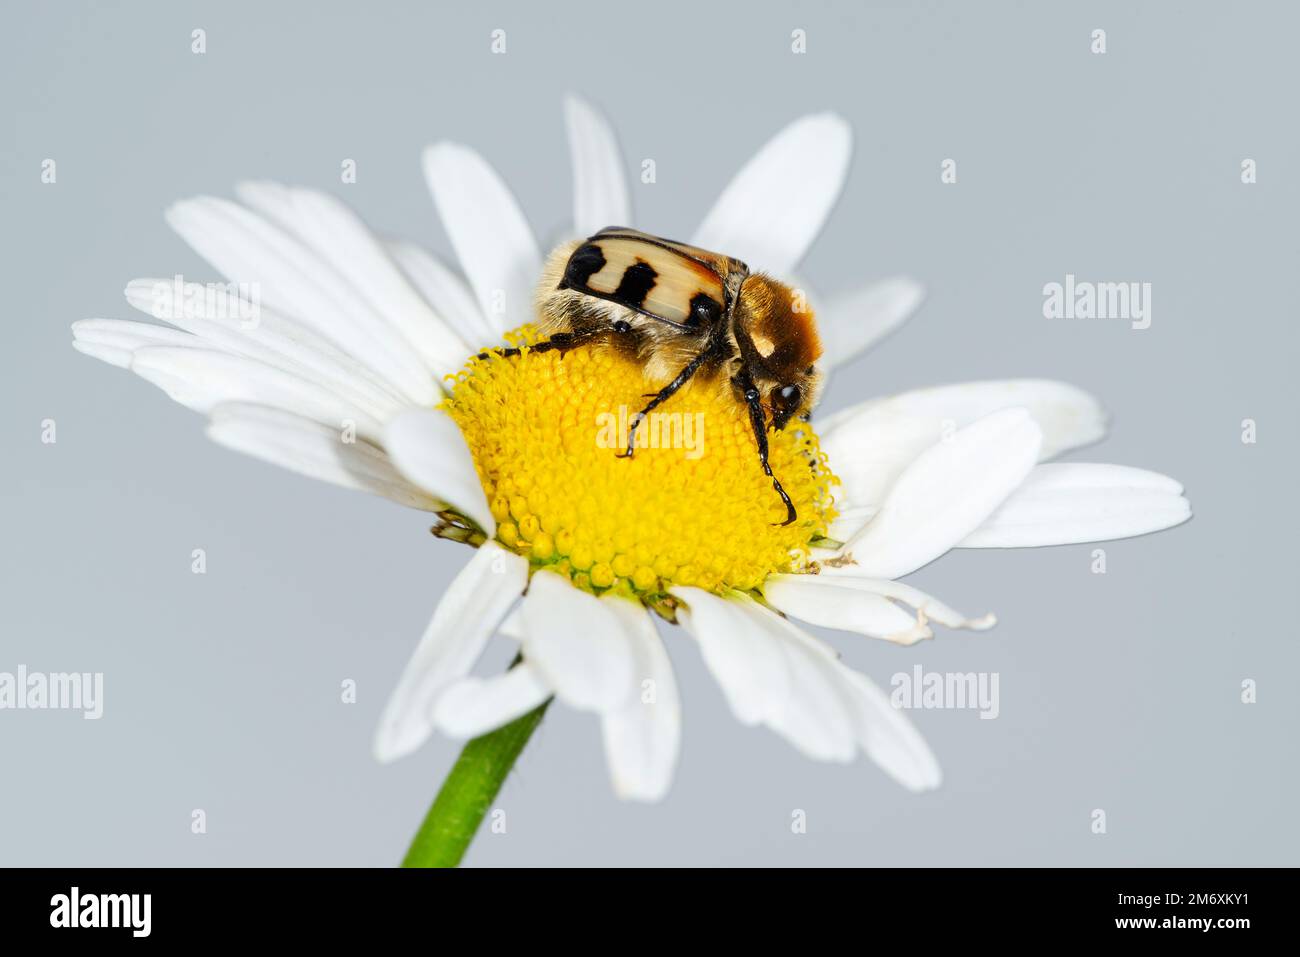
left=560, top=242, right=606, bottom=290
left=591, top=228, right=749, bottom=286
left=688, top=293, right=722, bottom=330
left=612, top=260, right=658, bottom=308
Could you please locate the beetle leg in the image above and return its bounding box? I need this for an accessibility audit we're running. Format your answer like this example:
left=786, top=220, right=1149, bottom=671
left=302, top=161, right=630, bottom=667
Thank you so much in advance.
left=477, top=319, right=635, bottom=362
left=618, top=345, right=713, bottom=459
left=734, top=369, right=797, bottom=526
left=477, top=327, right=599, bottom=361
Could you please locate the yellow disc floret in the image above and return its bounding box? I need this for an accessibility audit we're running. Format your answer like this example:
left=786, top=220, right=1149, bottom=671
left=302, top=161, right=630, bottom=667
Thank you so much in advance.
left=443, top=327, right=838, bottom=604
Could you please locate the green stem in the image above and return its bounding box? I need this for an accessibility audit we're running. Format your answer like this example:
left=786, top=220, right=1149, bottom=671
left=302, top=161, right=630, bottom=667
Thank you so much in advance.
left=401, top=698, right=551, bottom=868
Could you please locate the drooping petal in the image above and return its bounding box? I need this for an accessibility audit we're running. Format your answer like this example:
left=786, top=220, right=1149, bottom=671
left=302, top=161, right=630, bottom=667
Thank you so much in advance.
left=165, top=196, right=436, bottom=404
left=387, top=241, right=499, bottom=348
left=235, top=182, right=471, bottom=377
left=836, top=664, right=943, bottom=792
left=763, top=575, right=932, bottom=645
left=598, top=596, right=681, bottom=802
left=674, top=587, right=940, bottom=788
left=127, top=345, right=387, bottom=442
left=672, top=588, right=856, bottom=763
left=819, top=277, right=926, bottom=371
left=432, top=660, right=553, bottom=740
left=959, top=463, right=1192, bottom=547
left=691, top=113, right=851, bottom=275
left=520, top=571, right=637, bottom=713
left=385, top=408, right=494, bottom=535
left=765, top=573, right=996, bottom=644
left=564, top=94, right=631, bottom=237
left=670, top=586, right=787, bottom=727
left=764, top=601, right=941, bottom=791
left=423, top=142, right=542, bottom=336
left=829, top=408, right=1042, bottom=579
left=207, top=403, right=439, bottom=510
left=373, top=544, right=528, bottom=762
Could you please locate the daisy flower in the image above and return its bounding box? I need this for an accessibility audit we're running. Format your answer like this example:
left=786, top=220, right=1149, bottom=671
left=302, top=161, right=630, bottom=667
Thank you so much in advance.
left=72, top=96, right=1191, bottom=866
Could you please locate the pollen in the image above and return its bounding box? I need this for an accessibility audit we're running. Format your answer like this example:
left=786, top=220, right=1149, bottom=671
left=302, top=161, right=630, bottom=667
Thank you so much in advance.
left=442, top=327, right=838, bottom=606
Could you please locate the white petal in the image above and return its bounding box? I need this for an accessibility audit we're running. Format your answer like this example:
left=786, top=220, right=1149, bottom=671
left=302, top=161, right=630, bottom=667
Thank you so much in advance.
left=121, top=280, right=407, bottom=421
left=691, top=113, right=851, bottom=275
left=387, top=241, right=498, bottom=348
left=822, top=380, right=1097, bottom=535
left=73, top=339, right=134, bottom=368
left=521, top=571, right=637, bottom=713
left=671, top=587, right=787, bottom=727
left=165, top=196, right=436, bottom=404
left=497, top=607, right=525, bottom=641
left=74, top=320, right=201, bottom=370
left=207, top=403, right=439, bottom=510
left=373, top=544, right=528, bottom=762
left=960, top=463, right=1191, bottom=547
left=433, top=661, right=553, bottom=740
left=823, top=379, right=1103, bottom=478
left=423, top=142, right=541, bottom=335
left=822, top=411, right=950, bottom=530
left=827, top=504, right=878, bottom=544
left=819, top=277, right=925, bottom=370
left=738, top=602, right=866, bottom=764
left=766, top=573, right=996, bottom=643
left=73, top=317, right=200, bottom=353
left=235, top=183, right=471, bottom=378
left=128, top=346, right=386, bottom=442
left=598, top=596, right=680, bottom=802
left=238, top=184, right=472, bottom=375
left=672, top=588, right=856, bottom=762
left=675, top=587, right=938, bottom=787
left=830, top=408, right=1042, bottom=579
left=385, top=408, right=494, bottom=535
left=836, top=665, right=942, bottom=792
left=564, top=94, right=631, bottom=237
left=764, top=576, right=932, bottom=645
left=747, top=596, right=941, bottom=789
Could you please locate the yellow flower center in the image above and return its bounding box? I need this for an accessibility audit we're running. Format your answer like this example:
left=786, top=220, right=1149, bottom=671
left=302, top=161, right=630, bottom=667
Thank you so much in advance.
left=443, top=328, right=838, bottom=608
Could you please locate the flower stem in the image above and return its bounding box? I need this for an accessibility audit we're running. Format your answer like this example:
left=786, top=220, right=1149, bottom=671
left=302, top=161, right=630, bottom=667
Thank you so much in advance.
left=401, top=698, right=551, bottom=868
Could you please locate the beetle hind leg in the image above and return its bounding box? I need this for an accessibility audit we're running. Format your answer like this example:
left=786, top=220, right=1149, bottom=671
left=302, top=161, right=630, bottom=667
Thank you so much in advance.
left=476, top=330, right=581, bottom=362
left=477, top=317, right=638, bottom=362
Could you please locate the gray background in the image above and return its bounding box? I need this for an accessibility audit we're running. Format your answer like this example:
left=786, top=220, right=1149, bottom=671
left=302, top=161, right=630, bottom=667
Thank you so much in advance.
left=2, top=0, right=1295, bottom=866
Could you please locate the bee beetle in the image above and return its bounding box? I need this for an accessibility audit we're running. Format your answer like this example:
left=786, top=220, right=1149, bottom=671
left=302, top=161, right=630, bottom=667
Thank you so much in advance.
left=516, top=227, right=824, bottom=526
